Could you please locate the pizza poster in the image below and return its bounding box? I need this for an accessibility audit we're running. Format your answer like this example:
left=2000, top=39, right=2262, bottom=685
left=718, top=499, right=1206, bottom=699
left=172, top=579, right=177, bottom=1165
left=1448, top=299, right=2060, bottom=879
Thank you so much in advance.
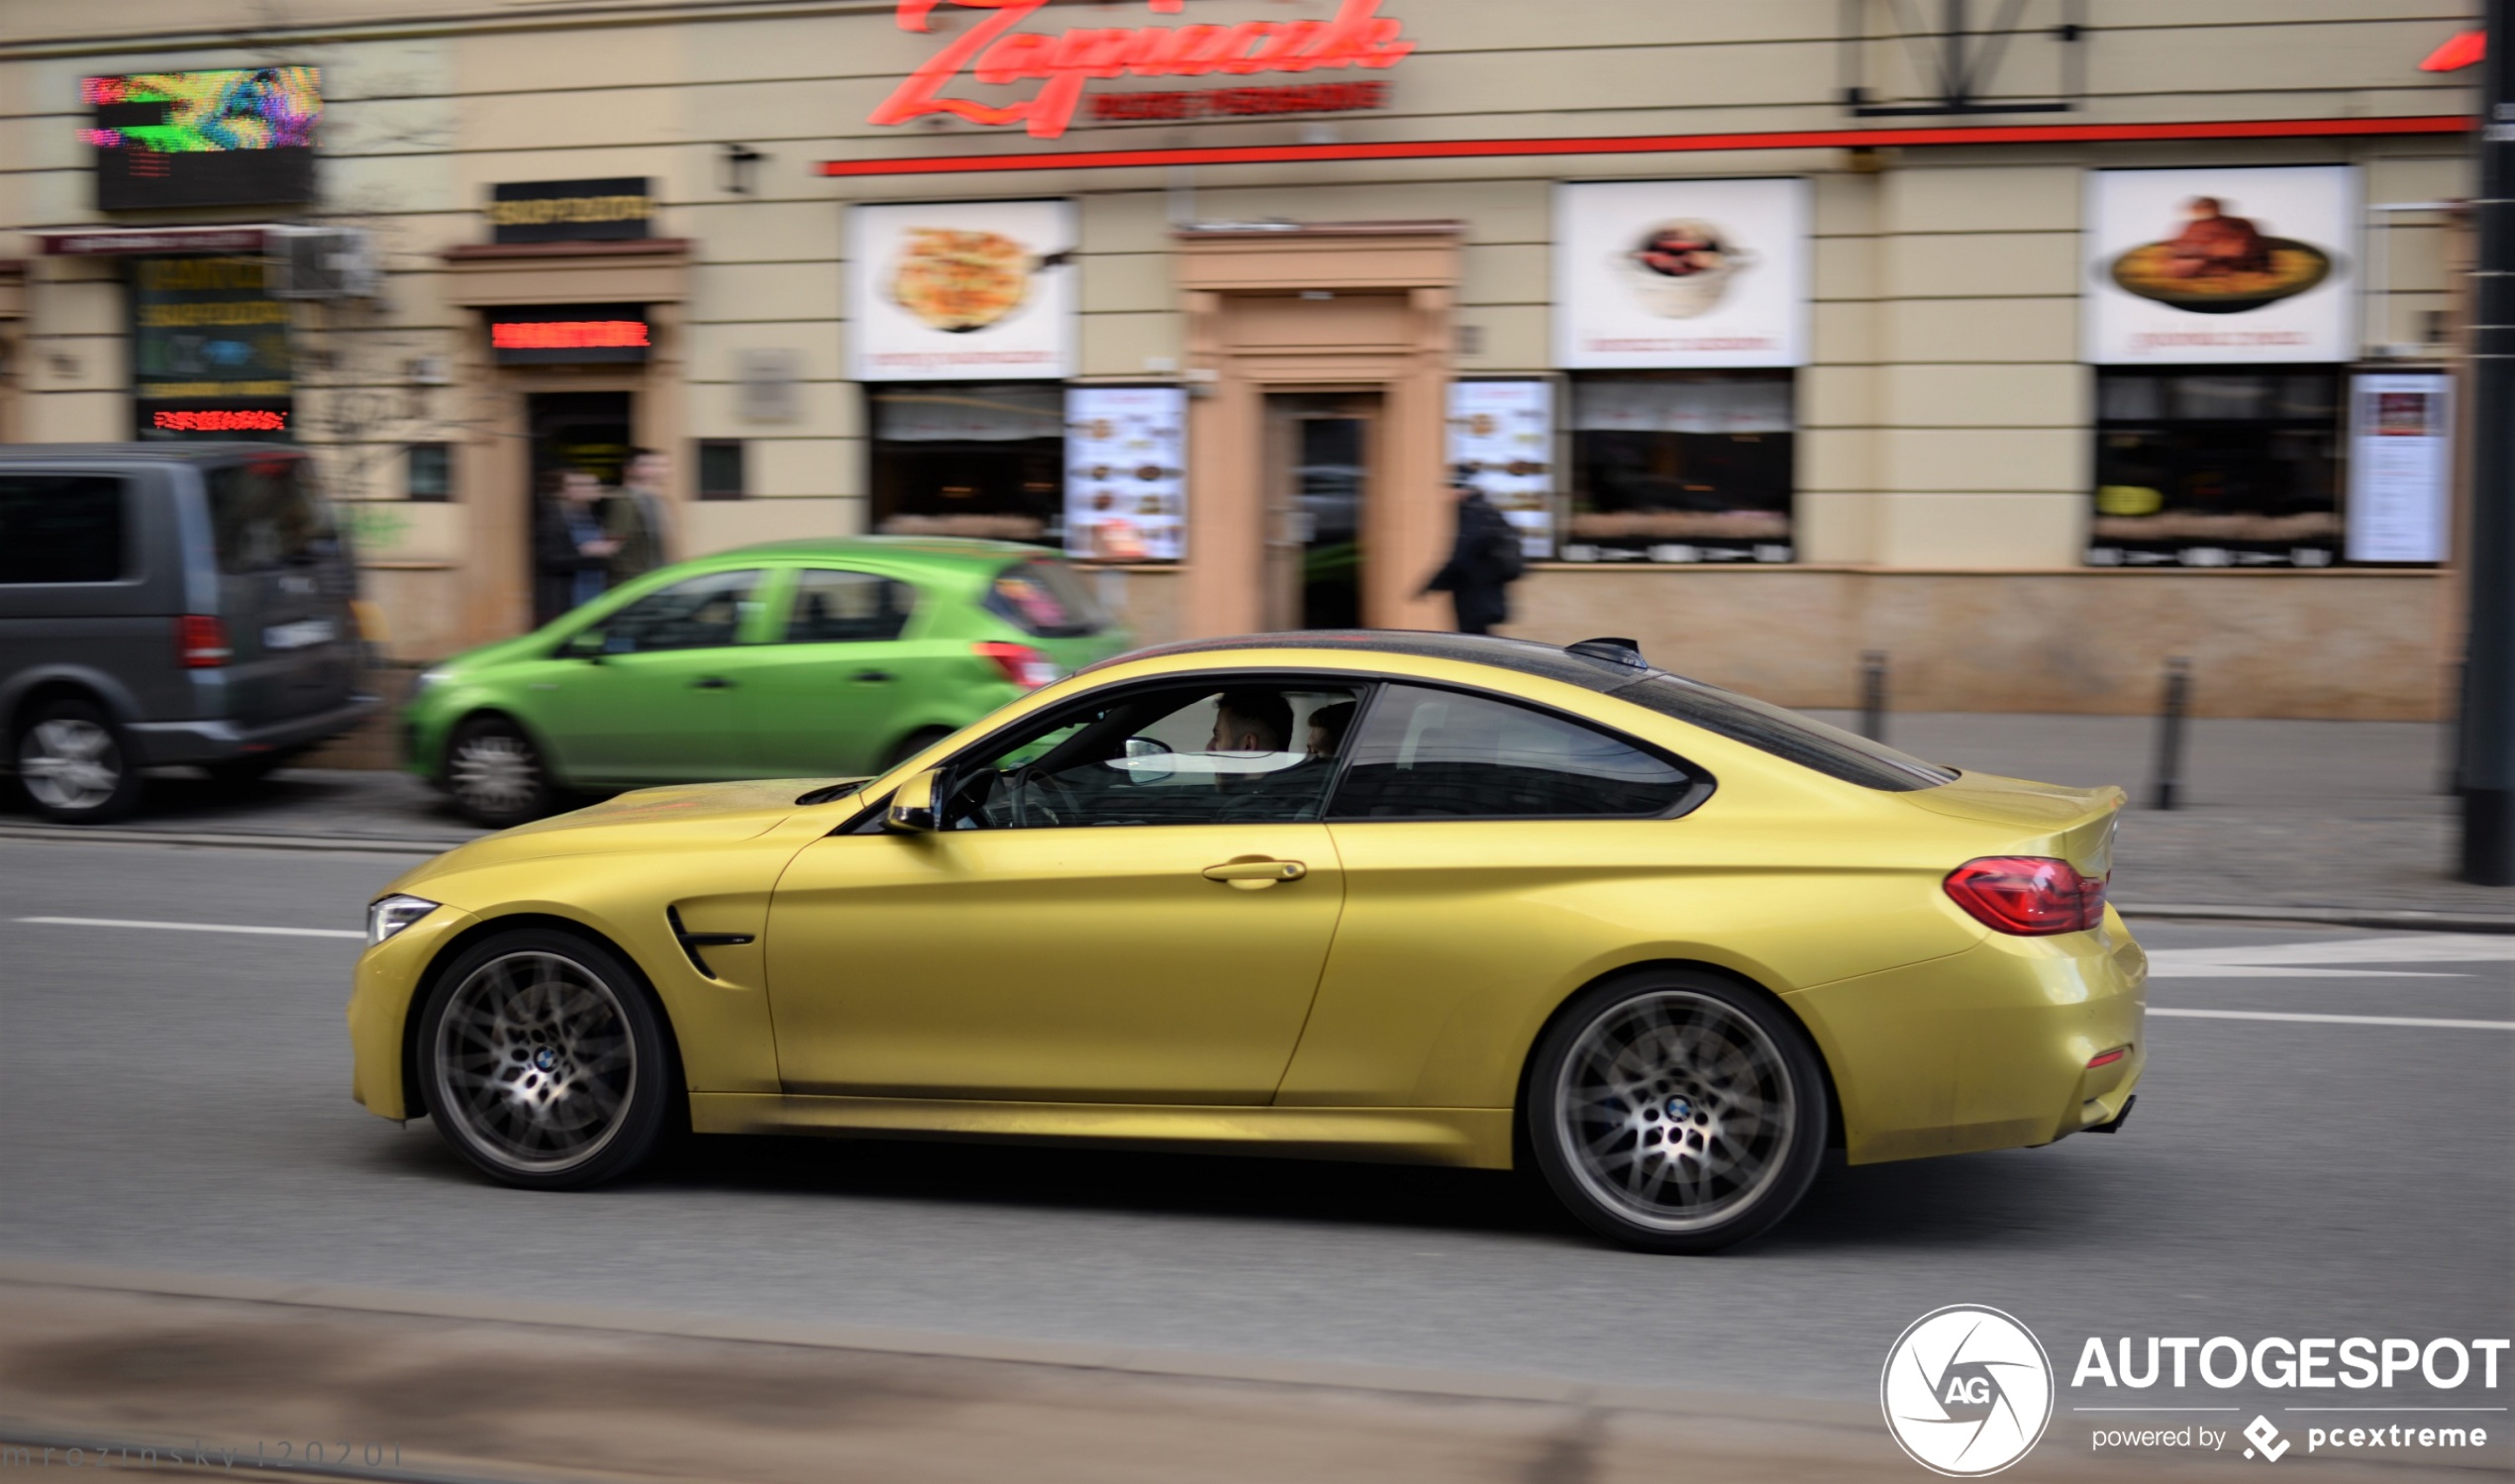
left=849, top=199, right=1076, bottom=381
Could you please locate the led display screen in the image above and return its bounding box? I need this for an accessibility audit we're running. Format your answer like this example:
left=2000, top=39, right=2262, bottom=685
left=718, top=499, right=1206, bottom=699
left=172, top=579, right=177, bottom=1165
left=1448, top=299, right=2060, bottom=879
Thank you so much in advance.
left=83, top=68, right=321, bottom=210
left=486, top=305, right=654, bottom=365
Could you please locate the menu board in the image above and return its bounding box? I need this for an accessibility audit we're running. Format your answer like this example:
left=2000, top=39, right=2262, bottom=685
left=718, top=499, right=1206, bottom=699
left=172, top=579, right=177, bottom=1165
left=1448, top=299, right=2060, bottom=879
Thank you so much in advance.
left=2346, top=372, right=2452, bottom=563
left=1447, top=380, right=1556, bottom=557
left=1064, top=386, right=1186, bottom=561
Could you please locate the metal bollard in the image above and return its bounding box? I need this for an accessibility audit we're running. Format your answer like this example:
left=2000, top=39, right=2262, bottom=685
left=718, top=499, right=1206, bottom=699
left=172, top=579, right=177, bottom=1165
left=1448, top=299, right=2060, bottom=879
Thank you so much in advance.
left=2149, top=656, right=2192, bottom=812
left=1859, top=650, right=1889, bottom=743
left=2443, top=659, right=2465, bottom=797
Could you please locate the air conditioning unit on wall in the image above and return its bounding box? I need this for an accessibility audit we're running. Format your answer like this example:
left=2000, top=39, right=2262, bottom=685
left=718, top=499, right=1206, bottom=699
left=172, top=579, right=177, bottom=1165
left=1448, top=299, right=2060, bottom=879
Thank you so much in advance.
left=268, top=227, right=380, bottom=300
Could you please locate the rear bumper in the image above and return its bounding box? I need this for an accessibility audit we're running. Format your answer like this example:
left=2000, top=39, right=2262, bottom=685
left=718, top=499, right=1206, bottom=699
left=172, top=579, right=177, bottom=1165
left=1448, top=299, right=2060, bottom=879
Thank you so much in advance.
left=1786, top=912, right=2149, bottom=1165
left=127, top=693, right=380, bottom=767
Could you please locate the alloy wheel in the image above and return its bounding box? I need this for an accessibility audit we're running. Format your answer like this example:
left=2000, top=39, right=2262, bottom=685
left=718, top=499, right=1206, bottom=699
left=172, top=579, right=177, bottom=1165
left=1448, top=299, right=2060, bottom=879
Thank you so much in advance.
left=20, top=717, right=123, bottom=812
left=432, top=950, right=638, bottom=1176
left=449, top=729, right=542, bottom=820
left=1555, top=989, right=1797, bottom=1234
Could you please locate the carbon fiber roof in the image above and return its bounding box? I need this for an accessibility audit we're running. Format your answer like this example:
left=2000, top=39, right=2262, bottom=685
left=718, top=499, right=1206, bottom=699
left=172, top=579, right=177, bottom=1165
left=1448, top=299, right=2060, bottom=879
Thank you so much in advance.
left=1095, top=630, right=1655, bottom=692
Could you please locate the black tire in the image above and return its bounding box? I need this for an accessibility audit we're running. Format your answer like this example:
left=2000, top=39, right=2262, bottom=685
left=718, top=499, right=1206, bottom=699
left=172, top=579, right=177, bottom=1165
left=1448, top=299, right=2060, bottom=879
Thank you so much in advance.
left=886, top=725, right=955, bottom=770
left=1525, top=968, right=1829, bottom=1254
left=414, top=928, right=674, bottom=1191
left=14, top=696, right=144, bottom=825
left=444, top=714, right=552, bottom=827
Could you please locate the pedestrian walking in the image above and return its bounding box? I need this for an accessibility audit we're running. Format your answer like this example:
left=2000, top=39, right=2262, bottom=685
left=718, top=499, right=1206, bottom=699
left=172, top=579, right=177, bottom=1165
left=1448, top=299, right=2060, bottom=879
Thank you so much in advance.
left=605, top=445, right=675, bottom=586
left=533, top=467, right=618, bottom=625
left=1421, top=476, right=1524, bottom=636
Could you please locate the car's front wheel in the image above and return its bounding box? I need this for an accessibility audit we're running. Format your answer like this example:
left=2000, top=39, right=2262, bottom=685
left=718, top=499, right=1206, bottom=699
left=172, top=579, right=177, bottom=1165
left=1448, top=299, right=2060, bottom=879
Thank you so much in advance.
left=1527, top=969, right=1829, bottom=1253
left=445, top=715, right=551, bottom=827
left=16, top=697, right=143, bottom=824
left=416, top=929, right=672, bottom=1190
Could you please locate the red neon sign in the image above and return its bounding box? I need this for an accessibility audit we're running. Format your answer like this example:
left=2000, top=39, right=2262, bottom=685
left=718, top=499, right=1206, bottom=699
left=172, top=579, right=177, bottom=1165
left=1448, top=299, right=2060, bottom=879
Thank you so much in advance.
left=491, top=320, right=651, bottom=349
left=152, top=409, right=286, bottom=432
left=871, top=0, right=1414, bottom=142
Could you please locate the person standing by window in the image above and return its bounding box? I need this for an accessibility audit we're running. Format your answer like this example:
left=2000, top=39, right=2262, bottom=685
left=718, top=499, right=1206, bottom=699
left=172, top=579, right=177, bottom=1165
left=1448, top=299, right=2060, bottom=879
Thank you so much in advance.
left=606, top=445, right=675, bottom=587
left=1422, top=476, right=1524, bottom=636
left=534, top=468, right=618, bottom=624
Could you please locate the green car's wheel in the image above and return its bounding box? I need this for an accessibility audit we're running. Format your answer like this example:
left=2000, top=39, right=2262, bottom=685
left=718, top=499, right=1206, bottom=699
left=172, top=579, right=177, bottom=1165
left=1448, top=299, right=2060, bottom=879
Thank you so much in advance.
left=1527, top=969, right=1829, bottom=1254
left=446, top=714, right=552, bottom=827
left=886, top=726, right=955, bottom=770
left=417, top=929, right=673, bottom=1190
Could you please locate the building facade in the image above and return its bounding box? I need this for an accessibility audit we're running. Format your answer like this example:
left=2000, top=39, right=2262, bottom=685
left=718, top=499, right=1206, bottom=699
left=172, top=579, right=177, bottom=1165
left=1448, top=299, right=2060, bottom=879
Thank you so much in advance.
left=0, top=0, right=2478, bottom=717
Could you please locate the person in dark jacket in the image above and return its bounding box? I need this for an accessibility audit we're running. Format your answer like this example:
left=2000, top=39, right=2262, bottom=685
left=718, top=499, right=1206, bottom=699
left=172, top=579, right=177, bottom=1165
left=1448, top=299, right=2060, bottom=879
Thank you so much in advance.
left=532, top=468, right=618, bottom=626
left=1421, top=479, right=1523, bottom=635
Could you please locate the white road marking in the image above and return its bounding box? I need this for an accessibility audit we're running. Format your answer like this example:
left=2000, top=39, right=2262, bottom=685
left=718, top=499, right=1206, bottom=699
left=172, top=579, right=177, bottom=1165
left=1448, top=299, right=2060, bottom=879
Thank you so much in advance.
left=14, top=915, right=363, bottom=940
left=2146, top=934, right=2515, bottom=979
left=2150, top=1007, right=2515, bottom=1031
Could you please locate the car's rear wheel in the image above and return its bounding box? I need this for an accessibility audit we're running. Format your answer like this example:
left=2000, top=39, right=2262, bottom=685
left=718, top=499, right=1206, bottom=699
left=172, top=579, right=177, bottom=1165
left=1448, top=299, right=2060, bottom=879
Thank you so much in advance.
left=886, top=726, right=955, bottom=770
left=16, top=697, right=143, bottom=825
left=1527, top=970, right=1828, bottom=1253
left=446, top=715, right=551, bottom=827
left=416, top=929, right=671, bottom=1190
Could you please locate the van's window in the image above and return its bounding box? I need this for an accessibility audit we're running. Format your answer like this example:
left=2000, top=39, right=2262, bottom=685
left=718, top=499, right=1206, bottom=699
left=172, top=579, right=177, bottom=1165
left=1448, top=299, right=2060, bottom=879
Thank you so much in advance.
left=984, top=558, right=1106, bottom=639
left=1608, top=673, right=1956, bottom=791
left=0, top=475, right=126, bottom=584
left=207, top=458, right=337, bottom=574
left=1331, top=684, right=1698, bottom=819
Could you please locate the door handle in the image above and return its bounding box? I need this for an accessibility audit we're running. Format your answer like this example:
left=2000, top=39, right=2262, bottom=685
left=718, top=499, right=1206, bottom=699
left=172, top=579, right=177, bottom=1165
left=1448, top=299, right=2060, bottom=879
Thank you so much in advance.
left=1201, top=858, right=1306, bottom=888
left=854, top=669, right=895, bottom=683
left=692, top=676, right=735, bottom=689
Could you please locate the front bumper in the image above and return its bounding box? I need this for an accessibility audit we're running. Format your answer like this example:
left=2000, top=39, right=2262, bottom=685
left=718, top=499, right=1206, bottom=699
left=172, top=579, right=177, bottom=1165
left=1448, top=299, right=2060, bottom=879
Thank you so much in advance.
left=348, top=903, right=479, bottom=1120
left=1786, top=912, right=2148, bottom=1165
left=129, top=693, right=380, bottom=767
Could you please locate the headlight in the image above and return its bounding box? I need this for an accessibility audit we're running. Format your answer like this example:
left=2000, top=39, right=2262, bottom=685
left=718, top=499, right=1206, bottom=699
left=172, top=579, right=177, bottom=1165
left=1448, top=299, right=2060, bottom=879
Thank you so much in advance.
left=367, top=894, right=439, bottom=947
left=409, top=665, right=450, bottom=695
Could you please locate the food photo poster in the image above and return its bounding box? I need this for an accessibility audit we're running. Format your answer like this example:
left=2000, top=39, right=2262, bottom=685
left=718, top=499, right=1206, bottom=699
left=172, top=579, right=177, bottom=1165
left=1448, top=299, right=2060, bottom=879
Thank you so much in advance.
left=1553, top=178, right=1811, bottom=370
left=2083, top=164, right=2359, bottom=365
left=849, top=198, right=1077, bottom=381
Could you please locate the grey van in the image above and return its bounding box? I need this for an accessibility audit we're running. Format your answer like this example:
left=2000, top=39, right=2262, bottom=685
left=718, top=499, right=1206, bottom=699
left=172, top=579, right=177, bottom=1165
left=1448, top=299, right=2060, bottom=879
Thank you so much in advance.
left=0, top=444, right=374, bottom=824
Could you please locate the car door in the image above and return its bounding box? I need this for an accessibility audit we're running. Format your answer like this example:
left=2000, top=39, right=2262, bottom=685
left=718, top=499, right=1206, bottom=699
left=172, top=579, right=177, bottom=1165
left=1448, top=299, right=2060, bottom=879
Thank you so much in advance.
left=545, top=567, right=761, bottom=784
left=762, top=678, right=1368, bottom=1104
left=735, top=565, right=923, bottom=776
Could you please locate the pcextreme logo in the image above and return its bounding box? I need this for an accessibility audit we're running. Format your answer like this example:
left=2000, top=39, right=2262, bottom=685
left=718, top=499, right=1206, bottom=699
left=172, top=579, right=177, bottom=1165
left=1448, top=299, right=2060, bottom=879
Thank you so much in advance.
left=1881, top=1305, right=2057, bottom=1476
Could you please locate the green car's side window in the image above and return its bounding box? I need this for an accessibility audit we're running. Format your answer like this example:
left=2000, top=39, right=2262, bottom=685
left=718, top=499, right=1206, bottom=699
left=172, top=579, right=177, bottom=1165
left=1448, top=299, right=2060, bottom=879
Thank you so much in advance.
left=584, top=568, right=760, bottom=654
left=782, top=568, right=916, bottom=643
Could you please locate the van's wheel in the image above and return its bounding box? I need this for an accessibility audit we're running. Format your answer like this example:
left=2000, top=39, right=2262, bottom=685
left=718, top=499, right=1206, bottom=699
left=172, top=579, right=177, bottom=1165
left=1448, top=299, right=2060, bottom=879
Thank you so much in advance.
left=16, top=697, right=144, bottom=825
left=446, top=715, right=551, bottom=827
left=415, top=928, right=673, bottom=1190
left=1526, top=969, right=1829, bottom=1254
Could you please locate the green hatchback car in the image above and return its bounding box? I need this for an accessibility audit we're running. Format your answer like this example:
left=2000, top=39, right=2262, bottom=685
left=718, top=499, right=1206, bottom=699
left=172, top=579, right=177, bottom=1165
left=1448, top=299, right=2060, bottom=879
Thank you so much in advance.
left=406, top=538, right=1129, bottom=826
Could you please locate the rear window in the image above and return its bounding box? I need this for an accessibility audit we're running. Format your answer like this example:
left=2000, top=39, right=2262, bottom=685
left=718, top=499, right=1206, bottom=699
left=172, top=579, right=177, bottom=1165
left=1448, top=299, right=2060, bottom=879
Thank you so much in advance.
left=206, top=457, right=338, bottom=574
left=1608, top=673, right=1957, bottom=792
left=0, top=475, right=127, bottom=584
left=984, top=558, right=1106, bottom=639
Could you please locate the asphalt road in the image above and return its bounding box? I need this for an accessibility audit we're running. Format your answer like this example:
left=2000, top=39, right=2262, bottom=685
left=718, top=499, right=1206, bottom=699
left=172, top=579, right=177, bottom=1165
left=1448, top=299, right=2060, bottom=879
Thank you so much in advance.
left=1, top=835, right=2507, bottom=1410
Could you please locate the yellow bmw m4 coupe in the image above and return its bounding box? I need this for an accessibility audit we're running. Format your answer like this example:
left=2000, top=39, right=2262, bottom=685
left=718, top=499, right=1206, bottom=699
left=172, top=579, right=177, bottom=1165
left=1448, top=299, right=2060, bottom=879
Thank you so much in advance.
left=349, top=632, right=2146, bottom=1253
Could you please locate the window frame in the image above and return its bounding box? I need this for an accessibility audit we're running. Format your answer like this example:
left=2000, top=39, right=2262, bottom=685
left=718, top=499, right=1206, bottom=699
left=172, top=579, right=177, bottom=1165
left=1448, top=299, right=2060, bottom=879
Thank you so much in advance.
left=841, top=668, right=1716, bottom=834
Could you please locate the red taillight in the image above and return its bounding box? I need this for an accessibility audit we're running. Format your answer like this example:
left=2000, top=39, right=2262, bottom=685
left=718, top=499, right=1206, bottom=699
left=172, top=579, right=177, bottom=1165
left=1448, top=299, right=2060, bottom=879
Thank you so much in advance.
left=1944, top=856, right=2107, bottom=936
left=973, top=641, right=1060, bottom=690
left=176, top=614, right=232, bottom=669
left=2086, top=1046, right=2129, bottom=1068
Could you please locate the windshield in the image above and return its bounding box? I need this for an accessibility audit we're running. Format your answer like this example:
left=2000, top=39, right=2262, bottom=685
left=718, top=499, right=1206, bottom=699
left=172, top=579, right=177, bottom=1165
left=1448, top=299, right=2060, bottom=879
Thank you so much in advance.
left=207, top=456, right=338, bottom=574
left=985, top=558, right=1107, bottom=639
left=1608, top=673, right=1956, bottom=792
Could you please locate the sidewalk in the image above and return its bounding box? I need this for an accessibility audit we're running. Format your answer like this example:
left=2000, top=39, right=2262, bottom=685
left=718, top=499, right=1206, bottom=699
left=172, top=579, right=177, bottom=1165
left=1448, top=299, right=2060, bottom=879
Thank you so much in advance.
left=1, top=713, right=2505, bottom=923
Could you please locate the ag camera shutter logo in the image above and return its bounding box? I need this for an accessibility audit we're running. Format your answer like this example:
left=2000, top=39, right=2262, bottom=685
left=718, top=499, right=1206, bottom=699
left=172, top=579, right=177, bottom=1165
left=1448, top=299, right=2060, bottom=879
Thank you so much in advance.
left=1882, top=1305, right=2056, bottom=1476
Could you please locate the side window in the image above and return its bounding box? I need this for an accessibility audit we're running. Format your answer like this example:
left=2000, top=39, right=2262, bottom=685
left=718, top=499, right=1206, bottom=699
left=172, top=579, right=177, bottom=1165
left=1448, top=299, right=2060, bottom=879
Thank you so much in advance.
left=587, top=569, right=758, bottom=654
left=1330, top=684, right=1695, bottom=819
left=938, top=683, right=1365, bottom=830
left=0, top=475, right=127, bottom=584
left=783, top=568, right=914, bottom=643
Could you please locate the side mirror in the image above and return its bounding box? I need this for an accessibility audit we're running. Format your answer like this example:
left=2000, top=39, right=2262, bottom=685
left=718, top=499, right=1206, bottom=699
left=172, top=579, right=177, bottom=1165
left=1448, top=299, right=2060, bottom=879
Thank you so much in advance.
left=885, top=767, right=944, bottom=833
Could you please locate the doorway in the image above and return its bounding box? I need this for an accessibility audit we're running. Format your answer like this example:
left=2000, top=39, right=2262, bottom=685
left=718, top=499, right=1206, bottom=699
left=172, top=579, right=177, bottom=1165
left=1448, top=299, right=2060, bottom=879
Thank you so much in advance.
left=1264, top=391, right=1378, bottom=631
left=526, top=391, right=633, bottom=624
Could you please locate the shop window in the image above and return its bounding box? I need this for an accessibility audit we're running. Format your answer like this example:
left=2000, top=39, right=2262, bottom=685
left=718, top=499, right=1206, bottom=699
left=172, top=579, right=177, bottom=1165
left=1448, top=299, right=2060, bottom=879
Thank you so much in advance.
left=1566, top=372, right=1793, bottom=563
left=406, top=443, right=453, bottom=502
left=2090, top=368, right=2342, bottom=567
left=869, top=383, right=1063, bottom=543
left=698, top=439, right=746, bottom=500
